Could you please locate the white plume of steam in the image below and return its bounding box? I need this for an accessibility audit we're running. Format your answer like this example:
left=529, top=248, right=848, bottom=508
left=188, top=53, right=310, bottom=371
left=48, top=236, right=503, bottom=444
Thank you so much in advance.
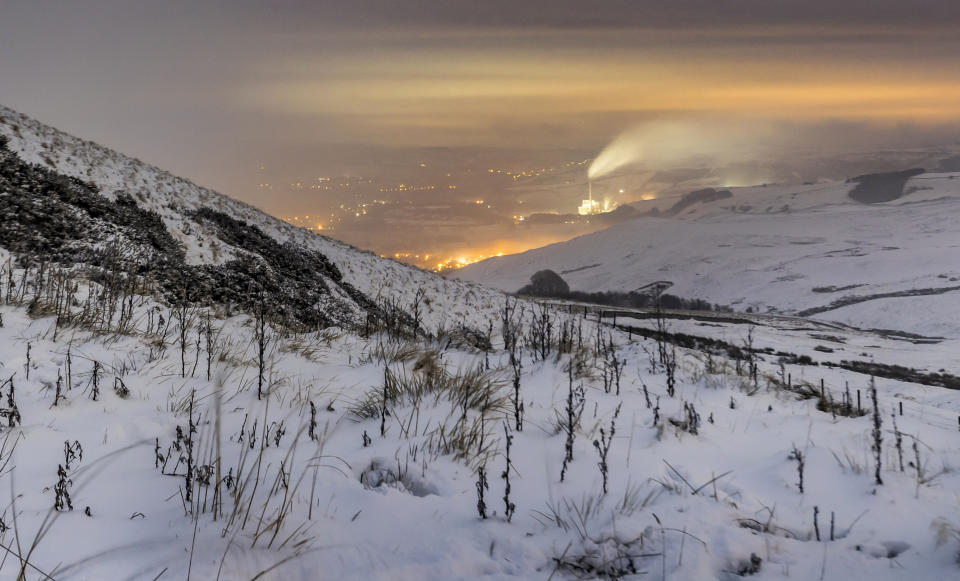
left=586, top=118, right=955, bottom=185
left=588, top=120, right=784, bottom=181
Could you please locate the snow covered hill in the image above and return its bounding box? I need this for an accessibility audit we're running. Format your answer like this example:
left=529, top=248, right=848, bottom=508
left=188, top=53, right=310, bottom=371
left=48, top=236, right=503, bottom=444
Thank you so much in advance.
left=456, top=175, right=960, bottom=337
left=0, top=104, right=505, bottom=334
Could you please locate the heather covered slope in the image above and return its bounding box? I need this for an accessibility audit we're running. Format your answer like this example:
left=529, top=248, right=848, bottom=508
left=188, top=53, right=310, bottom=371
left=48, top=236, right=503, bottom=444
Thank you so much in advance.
left=0, top=136, right=375, bottom=328
left=0, top=104, right=505, bottom=332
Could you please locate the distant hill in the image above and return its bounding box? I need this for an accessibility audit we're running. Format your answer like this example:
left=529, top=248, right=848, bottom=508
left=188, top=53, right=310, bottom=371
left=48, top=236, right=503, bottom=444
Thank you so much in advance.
left=847, top=168, right=925, bottom=203
left=457, top=172, right=960, bottom=337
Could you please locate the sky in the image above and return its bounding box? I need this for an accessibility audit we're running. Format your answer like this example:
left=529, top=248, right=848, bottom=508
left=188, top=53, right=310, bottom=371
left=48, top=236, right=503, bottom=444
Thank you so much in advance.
left=2, top=1, right=960, bottom=265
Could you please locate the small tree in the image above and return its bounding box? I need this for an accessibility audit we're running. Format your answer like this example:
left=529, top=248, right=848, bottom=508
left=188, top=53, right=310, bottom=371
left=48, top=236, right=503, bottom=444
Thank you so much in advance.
left=308, top=401, right=318, bottom=441
left=411, top=287, right=426, bottom=336
left=510, top=343, right=523, bottom=431
left=380, top=366, right=392, bottom=437
left=476, top=465, right=489, bottom=519
left=204, top=311, right=214, bottom=381
left=254, top=298, right=268, bottom=400
left=3, top=375, right=20, bottom=427
left=174, top=292, right=190, bottom=378
left=593, top=403, right=622, bottom=494
left=560, top=363, right=586, bottom=482
left=870, top=376, right=883, bottom=485
left=743, top=327, right=757, bottom=387
left=501, top=422, right=516, bottom=522
left=789, top=444, right=805, bottom=494
left=665, top=346, right=677, bottom=398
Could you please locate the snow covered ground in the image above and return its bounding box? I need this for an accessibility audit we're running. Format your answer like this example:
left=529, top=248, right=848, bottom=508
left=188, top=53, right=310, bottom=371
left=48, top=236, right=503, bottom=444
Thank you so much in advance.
left=0, top=265, right=959, bottom=580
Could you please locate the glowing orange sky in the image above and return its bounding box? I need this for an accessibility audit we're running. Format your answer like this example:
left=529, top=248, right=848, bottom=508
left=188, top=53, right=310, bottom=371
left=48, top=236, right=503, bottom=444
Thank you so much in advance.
left=5, top=4, right=960, bottom=193
left=242, top=25, right=960, bottom=148
left=4, top=2, right=960, bottom=268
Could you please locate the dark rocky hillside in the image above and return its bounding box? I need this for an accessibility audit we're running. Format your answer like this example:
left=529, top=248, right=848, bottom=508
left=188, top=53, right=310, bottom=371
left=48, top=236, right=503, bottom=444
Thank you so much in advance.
left=0, top=135, right=382, bottom=329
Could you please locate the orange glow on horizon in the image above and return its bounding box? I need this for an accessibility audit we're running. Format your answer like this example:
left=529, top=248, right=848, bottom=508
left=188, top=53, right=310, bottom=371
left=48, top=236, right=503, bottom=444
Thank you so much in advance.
left=433, top=250, right=507, bottom=272
left=389, top=225, right=606, bottom=272
left=241, top=26, right=960, bottom=150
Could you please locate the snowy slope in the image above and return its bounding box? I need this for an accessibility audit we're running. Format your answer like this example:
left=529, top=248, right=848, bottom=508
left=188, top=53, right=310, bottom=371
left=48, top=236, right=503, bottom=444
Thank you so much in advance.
left=1, top=266, right=960, bottom=580
left=456, top=177, right=960, bottom=337
left=0, top=104, right=505, bottom=333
